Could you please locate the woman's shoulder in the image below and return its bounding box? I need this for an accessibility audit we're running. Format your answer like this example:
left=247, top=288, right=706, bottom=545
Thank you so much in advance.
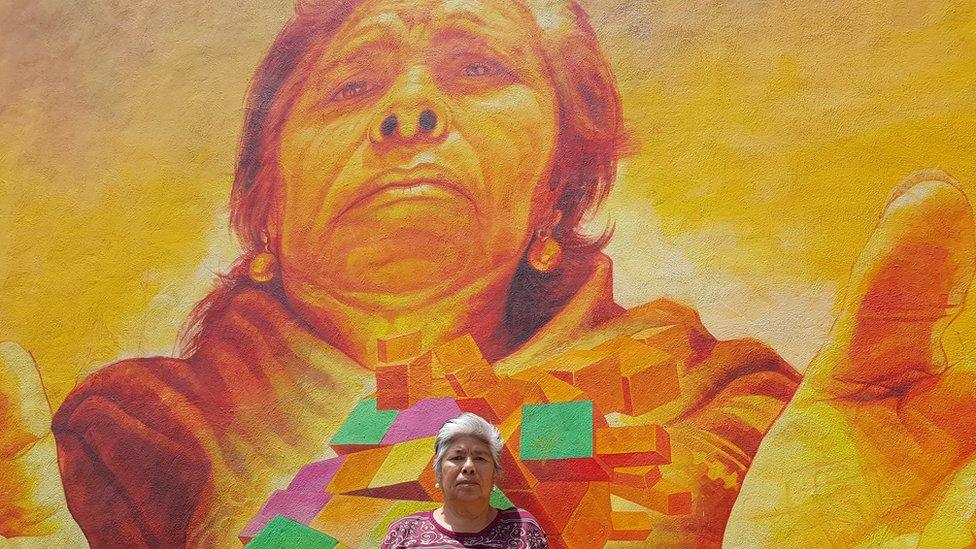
left=53, top=355, right=194, bottom=430
left=498, top=506, right=542, bottom=523
left=386, top=509, right=433, bottom=530
left=52, top=287, right=298, bottom=432
left=50, top=355, right=213, bottom=547
left=492, top=508, right=549, bottom=547
left=495, top=507, right=546, bottom=534
left=380, top=510, right=437, bottom=548
left=51, top=355, right=211, bottom=483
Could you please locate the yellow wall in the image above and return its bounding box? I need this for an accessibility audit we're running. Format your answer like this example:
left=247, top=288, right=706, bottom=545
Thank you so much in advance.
left=1, top=0, right=974, bottom=408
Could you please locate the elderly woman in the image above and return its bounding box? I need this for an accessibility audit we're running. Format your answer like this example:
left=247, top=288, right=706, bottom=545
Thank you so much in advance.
left=381, top=413, right=548, bottom=548
left=1, top=0, right=973, bottom=544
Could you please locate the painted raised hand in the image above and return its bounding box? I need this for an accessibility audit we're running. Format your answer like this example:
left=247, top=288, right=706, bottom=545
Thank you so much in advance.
left=0, top=342, right=86, bottom=548
left=726, top=170, right=976, bottom=547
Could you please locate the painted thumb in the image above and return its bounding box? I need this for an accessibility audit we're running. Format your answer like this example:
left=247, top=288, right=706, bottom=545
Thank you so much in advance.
left=807, top=170, right=976, bottom=397
left=0, top=342, right=83, bottom=543
left=0, top=342, right=52, bottom=459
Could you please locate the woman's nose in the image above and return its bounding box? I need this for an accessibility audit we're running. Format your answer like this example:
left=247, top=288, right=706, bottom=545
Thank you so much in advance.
left=377, top=109, right=441, bottom=140
left=369, top=67, right=448, bottom=144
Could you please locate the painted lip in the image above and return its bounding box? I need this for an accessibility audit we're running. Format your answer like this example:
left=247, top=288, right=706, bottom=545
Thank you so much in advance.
left=336, top=164, right=473, bottom=219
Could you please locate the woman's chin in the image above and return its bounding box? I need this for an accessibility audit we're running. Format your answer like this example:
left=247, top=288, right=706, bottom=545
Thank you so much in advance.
left=325, top=250, right=487, bottom=303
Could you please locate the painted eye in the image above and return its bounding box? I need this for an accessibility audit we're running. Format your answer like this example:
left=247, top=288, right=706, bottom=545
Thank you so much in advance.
left=332, top=80, right=374, bottom=101
left=462, top=62, right=496, bottom=77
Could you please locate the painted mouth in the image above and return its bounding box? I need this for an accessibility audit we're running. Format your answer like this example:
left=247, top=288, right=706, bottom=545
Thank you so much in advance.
left=365, top=181, right=460, bottom=205
left=337, top=166, right=474, bottom=219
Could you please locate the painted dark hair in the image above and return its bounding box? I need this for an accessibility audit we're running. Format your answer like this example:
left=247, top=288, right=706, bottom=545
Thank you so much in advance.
left=181, top=0, right=626, bottom=354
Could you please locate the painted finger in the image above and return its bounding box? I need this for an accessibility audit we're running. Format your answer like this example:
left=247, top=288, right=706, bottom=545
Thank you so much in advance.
left=806, top=170, right=976, bottom=398
left=0, top=343, right=84, bottom=543
left=0, top=342, right=51, bottom=458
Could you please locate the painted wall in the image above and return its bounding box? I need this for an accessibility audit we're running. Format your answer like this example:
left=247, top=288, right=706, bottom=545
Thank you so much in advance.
left=1, top=0, right=975, bottom=546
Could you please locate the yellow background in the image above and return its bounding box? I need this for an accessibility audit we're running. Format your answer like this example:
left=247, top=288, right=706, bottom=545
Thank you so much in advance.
left=1, top=0, right=974, bottom=408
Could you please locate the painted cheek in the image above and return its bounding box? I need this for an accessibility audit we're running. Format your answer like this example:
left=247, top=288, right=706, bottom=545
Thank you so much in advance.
left=456, top=88, right=556, bottom=237
left=280, top=112, right=369, bottom=239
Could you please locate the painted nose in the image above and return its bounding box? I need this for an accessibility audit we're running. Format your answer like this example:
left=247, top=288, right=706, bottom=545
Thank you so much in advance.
left=369, top=64, right=449, bottom=144
left=377, top=109, right=442, bottom=141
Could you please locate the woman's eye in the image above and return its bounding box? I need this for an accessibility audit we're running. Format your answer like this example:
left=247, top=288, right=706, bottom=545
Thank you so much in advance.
left=332, top=80, right=374, bottom=101
left=462, top=62, right=496, bottom=77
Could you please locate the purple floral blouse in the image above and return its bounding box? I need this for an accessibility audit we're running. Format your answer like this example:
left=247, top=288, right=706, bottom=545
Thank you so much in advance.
left=380, top=508, right=549, bottom=548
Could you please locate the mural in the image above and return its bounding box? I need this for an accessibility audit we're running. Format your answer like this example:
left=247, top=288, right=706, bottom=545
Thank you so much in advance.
left=2, top=0, right=975, bottom=547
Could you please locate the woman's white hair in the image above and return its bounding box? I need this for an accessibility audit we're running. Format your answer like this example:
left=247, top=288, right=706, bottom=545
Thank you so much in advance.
left=433, top=413, right=504, bottom=477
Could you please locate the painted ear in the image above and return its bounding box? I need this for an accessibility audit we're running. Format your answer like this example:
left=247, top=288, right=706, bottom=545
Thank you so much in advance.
left=804, top=169, right=976, bottom=399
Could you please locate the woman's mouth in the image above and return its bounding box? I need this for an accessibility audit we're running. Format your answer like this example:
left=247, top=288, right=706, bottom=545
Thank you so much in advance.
left=372, top=181, right=459, bottom=202
left=336, top=164, right=476, bottom=220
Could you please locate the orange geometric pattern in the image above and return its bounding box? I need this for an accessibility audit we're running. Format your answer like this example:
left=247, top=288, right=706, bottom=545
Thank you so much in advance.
left=242, top=332, right=692, bottom=546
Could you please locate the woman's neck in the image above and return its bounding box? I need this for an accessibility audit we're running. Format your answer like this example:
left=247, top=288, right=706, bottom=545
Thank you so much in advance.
left=281, top=259, right=521, bottom=369
left=436, top=503, right=497, bottom=533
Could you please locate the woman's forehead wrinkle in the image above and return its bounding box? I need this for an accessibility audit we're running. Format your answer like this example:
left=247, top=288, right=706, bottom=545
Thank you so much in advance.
left=435, top=0, right=527, bottom=38
left=329, top=14, right=406, bottom=64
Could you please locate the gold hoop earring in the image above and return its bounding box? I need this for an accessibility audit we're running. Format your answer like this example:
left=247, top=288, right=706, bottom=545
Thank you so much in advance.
left=527, top=227, right=562, bottom=273
left=248, top=252, right=277, bottom=283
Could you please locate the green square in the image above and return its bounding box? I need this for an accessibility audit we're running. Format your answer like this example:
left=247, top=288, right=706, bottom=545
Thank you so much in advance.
left=247, top=515, right=338, bottom=548
left=330, top=399, right=398, bottom=446
left=520, top=401, right=594, bottom=460
left=489, top=486, right=514, bottom=509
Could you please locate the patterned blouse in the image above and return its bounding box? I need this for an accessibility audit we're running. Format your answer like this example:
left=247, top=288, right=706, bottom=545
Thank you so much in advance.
left=381, top=507, right=549, bottom=548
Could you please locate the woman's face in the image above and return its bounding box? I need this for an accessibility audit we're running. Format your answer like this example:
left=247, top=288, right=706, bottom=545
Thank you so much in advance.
left=274, top=0, right=559, bottom=301
left=438, top=435, right=496, bottom=504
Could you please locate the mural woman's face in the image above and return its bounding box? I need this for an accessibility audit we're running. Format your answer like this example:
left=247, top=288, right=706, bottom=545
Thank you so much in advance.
left=276, top=0, right=559, bottom=302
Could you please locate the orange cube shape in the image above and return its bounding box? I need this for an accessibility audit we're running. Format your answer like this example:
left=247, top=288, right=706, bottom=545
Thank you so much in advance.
left=561, top=482, right=612, bottom=549
left=610, top=478, right=692, bottom=516
left=611, top=464, right=662, bottom=490
left=349, top=437, right=436, bottom=501
left=630, top=325, right=692, bottom=361
left=326, top=446, right=394, bottom=494
left=620, top=343, right=680, bottom=416
left=375, top=355, right=432, bottom=410
left=595, top=424, right=671, bottom=467
left=432, top=334, right=484, bottom=374
left=310, top=495, right=396, bottom=549
left=445, top=359, right=498, bottom=397
left=456, top=376, right=544, bottom=423
left=376, top=331, right=422, bottom=363
left=609, top=511, right=653, bottom=541
left=511, top=369, right=585, bottom=403
left=543, top=349, right=624, bottom=413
